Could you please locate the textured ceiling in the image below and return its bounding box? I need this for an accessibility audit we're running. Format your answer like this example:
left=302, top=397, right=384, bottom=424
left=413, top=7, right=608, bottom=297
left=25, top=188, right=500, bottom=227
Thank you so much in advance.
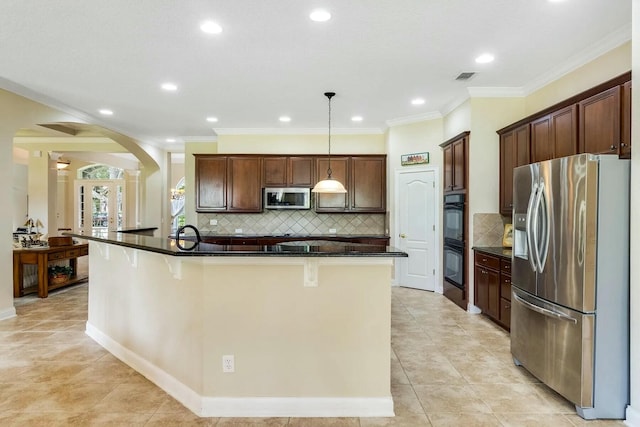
left=0, top=0, right=631, bottom=149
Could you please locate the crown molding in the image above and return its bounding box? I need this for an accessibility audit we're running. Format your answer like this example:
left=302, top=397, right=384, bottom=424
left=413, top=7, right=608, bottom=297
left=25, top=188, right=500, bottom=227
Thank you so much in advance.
left=466, top=87, right=525, bottom=98
left=440, top=93, right=471, bottom=117
left=385, top=112, right=442, bottom=128
left=522, top=23, right=631, bottom=95
left=180, top=136, right=218, bottom=142
left=213, top=127, right=384, bottom=136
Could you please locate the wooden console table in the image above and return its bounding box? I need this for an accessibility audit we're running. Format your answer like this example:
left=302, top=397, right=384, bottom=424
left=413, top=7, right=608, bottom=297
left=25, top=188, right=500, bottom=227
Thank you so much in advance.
left=13, top=243, right=89, bottom=298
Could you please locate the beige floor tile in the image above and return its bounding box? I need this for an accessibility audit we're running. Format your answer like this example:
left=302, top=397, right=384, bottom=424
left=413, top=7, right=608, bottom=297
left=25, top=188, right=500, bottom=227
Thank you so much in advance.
left=471, top=383, right=557, bottom=414
left=145, top=412, right=218, bottom=426
left=401, top=357, right=466, bottom=386
left=288, top=418, right=360, bottom=427
left=360, top=413, right=432, bottom=426
left=6, top=283, right=627, bottom=424
left=413, top=384, right=492, bottom=414
left=427, top=412, right=502, bottom=426
left=217, top=417, right=290, bottom=426
left=65, top=411, right=153, bottom=425
left=91, top=382, right=170, bottom=414
left=496, top=412, right=575, bottom=426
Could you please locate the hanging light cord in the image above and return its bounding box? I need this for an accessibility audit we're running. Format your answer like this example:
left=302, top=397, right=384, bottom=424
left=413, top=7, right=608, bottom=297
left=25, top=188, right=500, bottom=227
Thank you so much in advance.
left=325, top=92, right=335, bottom=179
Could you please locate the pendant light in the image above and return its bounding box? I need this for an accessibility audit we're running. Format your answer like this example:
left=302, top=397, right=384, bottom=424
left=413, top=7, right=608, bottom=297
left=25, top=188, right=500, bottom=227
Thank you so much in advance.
left=312, top=92, right=347, bottom=193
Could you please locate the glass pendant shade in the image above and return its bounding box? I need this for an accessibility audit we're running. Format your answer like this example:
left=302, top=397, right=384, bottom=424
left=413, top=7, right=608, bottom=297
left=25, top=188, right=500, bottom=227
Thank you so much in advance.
left=312, top=177, right=347, bottom=193
left=312, top=91, right=347, bottom=194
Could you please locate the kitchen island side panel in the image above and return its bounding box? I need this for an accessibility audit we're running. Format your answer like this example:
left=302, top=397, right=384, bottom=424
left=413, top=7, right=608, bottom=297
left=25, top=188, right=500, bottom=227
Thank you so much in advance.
left=85, top=241, right=393, bottom=417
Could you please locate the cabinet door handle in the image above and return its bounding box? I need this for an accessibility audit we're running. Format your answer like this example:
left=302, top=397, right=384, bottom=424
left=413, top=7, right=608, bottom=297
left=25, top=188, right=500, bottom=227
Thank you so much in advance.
left=610, top=144, right=617, bottom=151
left=621, top=142, right=627, bottom=147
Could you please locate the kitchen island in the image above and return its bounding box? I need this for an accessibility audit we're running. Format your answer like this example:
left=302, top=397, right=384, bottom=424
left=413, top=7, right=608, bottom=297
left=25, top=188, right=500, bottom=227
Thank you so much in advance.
left=66, top=231, right=406, bottom=418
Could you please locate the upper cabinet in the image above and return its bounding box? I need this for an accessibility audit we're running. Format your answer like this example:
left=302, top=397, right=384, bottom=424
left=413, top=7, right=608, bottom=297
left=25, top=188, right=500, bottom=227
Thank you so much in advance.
left=530, top=105, right=577, bottom=163
left=499, top=124, right=529, bottom=216
left=441, top=132, right=469, bottom=193
left=195, top=156, right=227, bottom=212
left=579, top=86, right=621, bottom=155
left=195, top=154, right=386, bottom=214
left=195, top=155, right=263, bottom=213
left=350, top=156, right=386, bottom=212
left=314, top=155, right=387, bottom=213
left=263, top=156, right=314, bottom=187
left=498, top=72, right=631, bottom=215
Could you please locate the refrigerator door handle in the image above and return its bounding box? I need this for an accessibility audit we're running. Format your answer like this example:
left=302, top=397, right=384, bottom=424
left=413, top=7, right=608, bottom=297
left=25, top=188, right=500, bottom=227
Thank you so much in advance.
left=525, top=182, right=539, bottom=272
left=531, top=180, right=545, bottom=273
left=536, top=180, right=550, bottom=273
left=513, top=293, right=577, bottom=324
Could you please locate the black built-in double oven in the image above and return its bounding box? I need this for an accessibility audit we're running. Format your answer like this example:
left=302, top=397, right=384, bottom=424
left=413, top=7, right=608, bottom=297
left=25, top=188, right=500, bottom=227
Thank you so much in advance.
left=443, top=194, right=465, bottom=289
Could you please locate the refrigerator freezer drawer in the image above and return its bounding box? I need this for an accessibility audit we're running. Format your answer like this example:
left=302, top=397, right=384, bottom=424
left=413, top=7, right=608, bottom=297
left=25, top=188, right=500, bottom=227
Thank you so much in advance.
left=510, top=287, right=594, bottom=408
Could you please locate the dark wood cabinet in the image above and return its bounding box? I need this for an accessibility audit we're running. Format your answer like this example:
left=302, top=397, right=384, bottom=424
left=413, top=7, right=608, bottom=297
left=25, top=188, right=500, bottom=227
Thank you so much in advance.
left=474, top=250, right=511, bottom=330
left=579, top=86, right=621, bottom=155
left=621, top=81, right=632, bottom=158
left=499, top=124, right=529, bottom=216
left=531, top=105, right=577, bottom=163
left=195, top=155, right=262, bottom=213
left=441, top=132, right=468, bottom=192
left=350, top=156, right=386, bottom=212
left=195, top=156, right=227, bottom=212
left=263, top=157, right=288, bottom=187
left=263, top=156, right=314, bottom=187
left=314, top=157, right=349, bottom=212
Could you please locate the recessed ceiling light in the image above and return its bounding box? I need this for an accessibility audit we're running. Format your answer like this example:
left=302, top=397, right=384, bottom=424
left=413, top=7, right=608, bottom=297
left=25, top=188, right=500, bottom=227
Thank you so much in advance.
left=279, top=116, right=291, bottom=123
left=99, top=109, right=113, bottom=115
left=206, top=116, right=218, bottom=123
left=161, top=82, right=178, bottom=91
left=166, top=138, right=176, bottom=143
left=475, top=53, right=495, bottom=64
left=309, top=9, right=331, bottom=22
left=351, top=116, right=363, bottom=122
left=411, top=98, right=425, bottom=106
left=200, top=20, right=223, bottom=34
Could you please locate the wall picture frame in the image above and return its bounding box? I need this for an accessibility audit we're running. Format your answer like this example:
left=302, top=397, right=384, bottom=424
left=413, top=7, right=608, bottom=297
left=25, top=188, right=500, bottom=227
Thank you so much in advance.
left=401, top=152, right=429, bottom=166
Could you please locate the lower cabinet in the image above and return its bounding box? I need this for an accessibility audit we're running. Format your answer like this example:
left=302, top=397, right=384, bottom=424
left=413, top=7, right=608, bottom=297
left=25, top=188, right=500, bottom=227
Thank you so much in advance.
left=474, top=250, right=511, bottom=330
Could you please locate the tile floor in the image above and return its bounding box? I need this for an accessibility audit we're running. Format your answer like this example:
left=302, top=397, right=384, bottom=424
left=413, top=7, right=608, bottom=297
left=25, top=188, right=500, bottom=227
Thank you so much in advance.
left=0, top=284, right=626, bottom=426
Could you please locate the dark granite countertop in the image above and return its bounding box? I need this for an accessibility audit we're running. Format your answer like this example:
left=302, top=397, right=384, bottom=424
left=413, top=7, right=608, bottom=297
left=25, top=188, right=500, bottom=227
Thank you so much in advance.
left=65, top=231, right=407, bottom=258
left=169, top=232, right=390, bottom=240
left=472, top=246, right=512, bottom=259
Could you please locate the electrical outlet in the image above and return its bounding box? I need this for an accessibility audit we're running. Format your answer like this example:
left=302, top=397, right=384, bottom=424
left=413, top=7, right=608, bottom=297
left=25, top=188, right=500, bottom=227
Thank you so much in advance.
left=329, top=228, right=337, bottom=234
left=210, top=219, right=218, bottom=226
left=235, top=228, right=243, bottom=234
left=222, top=355, right=234, bottom=373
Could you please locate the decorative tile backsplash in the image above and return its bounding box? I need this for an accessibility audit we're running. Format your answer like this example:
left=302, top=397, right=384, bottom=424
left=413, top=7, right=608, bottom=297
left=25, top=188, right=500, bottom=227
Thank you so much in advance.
left=473, top=213, right=509, bottom=247
left=197, top=210, right=386, bottom=235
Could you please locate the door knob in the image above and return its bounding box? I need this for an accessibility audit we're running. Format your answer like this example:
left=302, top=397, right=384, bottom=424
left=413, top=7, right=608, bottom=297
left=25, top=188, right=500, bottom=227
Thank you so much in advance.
left=399, top=233, right=406, bottom=238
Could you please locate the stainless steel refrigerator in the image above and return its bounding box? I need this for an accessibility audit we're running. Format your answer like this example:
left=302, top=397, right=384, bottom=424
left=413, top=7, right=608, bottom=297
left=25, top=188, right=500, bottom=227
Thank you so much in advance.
left=510, top=153, right=630, bottom=419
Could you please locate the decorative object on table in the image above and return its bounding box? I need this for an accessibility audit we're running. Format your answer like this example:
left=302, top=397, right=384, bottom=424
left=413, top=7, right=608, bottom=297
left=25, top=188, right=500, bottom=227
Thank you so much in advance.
left=48, top=265, right=73, bottom=285
left=502, top=223, right=513, bottom=248
left=401, top=152, right=429, bottom=166
left=312, top=92, right=347, bottom=194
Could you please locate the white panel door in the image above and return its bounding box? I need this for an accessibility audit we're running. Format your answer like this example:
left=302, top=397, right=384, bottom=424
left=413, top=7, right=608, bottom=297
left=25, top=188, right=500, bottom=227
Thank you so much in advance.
left=74, top=180, right=126, bottom=234
left=396, top=169, right=437, bottom=291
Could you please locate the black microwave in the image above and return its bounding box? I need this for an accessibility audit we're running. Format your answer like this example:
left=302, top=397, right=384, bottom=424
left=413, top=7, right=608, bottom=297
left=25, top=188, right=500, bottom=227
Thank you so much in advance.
left=264, top=188, right=311, bottom=209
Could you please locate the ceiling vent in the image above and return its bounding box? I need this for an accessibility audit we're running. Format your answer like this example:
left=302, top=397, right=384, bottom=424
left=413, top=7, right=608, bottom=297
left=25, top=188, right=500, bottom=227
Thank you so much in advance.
left=455, top=72, right=476, bottom=81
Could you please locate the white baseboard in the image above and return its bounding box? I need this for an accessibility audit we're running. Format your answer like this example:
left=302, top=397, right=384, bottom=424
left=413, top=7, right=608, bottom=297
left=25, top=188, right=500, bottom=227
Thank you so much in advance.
left=0, top=306, right=17, bottom=321
left=626, top=404, right=640, bottom=427
left=85, top=322, right=395, bottom=418
left=201, top=397, right=394, bottom=418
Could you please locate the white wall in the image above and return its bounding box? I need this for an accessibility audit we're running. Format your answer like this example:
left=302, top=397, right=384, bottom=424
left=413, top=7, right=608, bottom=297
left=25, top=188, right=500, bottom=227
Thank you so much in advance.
left=627, top=2, right=639, bottom=424
left=386, top=118, right=444, bottom=252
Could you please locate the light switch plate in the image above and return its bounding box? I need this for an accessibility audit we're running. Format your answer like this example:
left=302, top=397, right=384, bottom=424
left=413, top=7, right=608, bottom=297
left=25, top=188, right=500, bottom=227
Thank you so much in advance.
left=210, top=219, right=218, bottom=226
left=235, top=228, right=243, bottom=234
left=329, top=228, right=337, bottom=234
